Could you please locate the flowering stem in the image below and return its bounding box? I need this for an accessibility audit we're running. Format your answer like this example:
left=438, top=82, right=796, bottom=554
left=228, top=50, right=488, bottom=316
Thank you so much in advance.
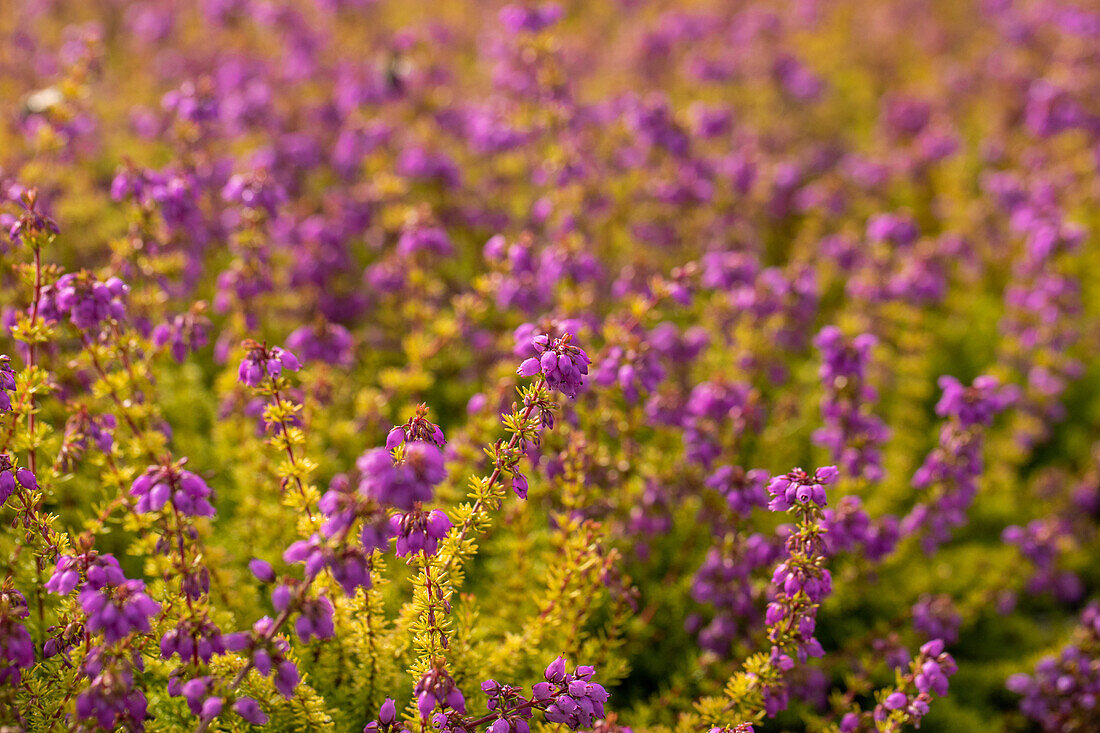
left=268, top=382, right=314, bottom=521
left=19, top=239, right=48, bottom=644
left=438, top=375, right=546, bottom=577
left=27, top=245, right=42, bottom=478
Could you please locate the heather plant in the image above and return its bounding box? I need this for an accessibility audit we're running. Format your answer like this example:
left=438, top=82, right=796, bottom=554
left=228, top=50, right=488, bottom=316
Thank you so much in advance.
left=1, top=1, right=1100, bottom=732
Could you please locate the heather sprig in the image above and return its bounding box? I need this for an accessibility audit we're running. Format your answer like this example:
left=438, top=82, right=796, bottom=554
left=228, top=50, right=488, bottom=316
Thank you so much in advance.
left=404, top=335, right=586, bottom=704
left=813, top=327, right=889, bottom=482
left=439, top=332, right=585, bottom=577
left=902, top=375, right=1016, bottom=551
left=1007, top=603, right=1100, bottom=731
left=237, top=339, right=318, bottom=527
left=834, top=640, right=957, bottom=733
left=426, top=656, right=609, bottom=733
left=43, top=548, right=160, bottom=728
left=695, top=466, right=836, bottom=727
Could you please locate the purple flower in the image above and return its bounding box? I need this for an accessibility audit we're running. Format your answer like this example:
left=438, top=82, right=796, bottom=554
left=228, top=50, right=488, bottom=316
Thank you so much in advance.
left=545, top=656, right=567, bottom=683
left=365, top=697, right=407, bottom=733
left=884, top=691, right=908, bottom=710
left=380, top=698, right=396, bottom=725
left=249, top=559, right=275, bottom=583
left=386, top=427, right=405, bottom=450
left=275, top=659, right=300, bottom=699
left=294, top=595, right=335, bottom=642
left=234, top=697, right=268, bottom=725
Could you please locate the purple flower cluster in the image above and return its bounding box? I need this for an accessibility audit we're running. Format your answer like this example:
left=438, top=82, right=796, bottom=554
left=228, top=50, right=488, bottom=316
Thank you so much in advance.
left=911, top=595, right=961, bottom=646
left=812, top=327, right=889, bottom=481
left=419, top=656, right=608, bottom=733
left=868, top=640, right=957, bottom=731
left=160, top=617, right=234, bottom=665
left=1007, top=603, right=1100, bottom=732
left=397, top=220, right=454, bottom=259
left=517, top=333, right=591, bottom=398
left=130, top=462, right=215, bottom=517
left=46, top=554, right=160, bottom=644
left=988, top=168, right=1085, bottom=449
left=5, top=187, right=58, bottom=246
left=221, top=171, right=286, bottom=218
left=484, top=234, right=602, bottom=314
left=75, top=646, right=149, bottom=729
left=189, top=614, right=300, bottom=718
left=286, top=321, right=355, bottom=368
left=538, top=657, right=610, bottom=729
left=766, top=465, right=837, bottom=512
left=281, top=525, right=386, bottom=599
left=391, top=508, right=452, bottom=558
left=481, top=679, right=536, bottom=733
left=152, top=307, right=211, bottom=363
left=415, top=663, right=467, bottom=720
left=358, top=441, right=447, bottom=511
left=81, top=577, right=160, bottom=644
left=934, top=375, right=1016, bottom=430
left=386, top=406, right=447, bottom=449
left=237, top=342, right=302, bottom=388
left=594, top=335, right=666, bottom=405
left=45, top=552, right=160, bottom=728
left=706, top=466, right=769, bottom=518
left=171, top=667, right=270, bottom=725
left=689, top=534, right=780, bottom=655
left=904, top=375, right=1016, bottom=551
left=57, top=408, right=116, bottom=469
left=0, top=355, right=16, bottom=412
left=318, top=473, right=394, bottom=545
left=39, top=272, right=129, bottom=332
left=681, top=381, right=758, bottom=470
left=754, top=467, right=836, bottom=715
left=1002, top=518, right=1083, bottom=603
left=820, top=496, right=899, bottom=562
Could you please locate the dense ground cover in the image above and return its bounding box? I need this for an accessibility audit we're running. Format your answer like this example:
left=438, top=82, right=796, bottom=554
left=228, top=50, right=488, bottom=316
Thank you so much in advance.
left=1, top=0, right=1099, bottom=730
